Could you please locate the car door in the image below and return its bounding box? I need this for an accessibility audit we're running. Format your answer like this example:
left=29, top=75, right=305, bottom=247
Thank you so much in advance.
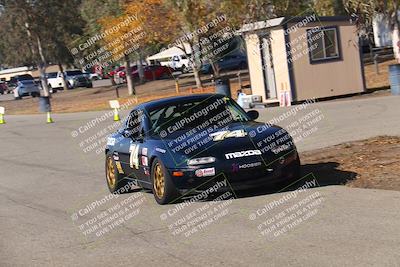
left=119, top=110, right=147, bottom=182
left=144, top=66, right=153, bottom=80
left=154, top=66, right=165, bottom=79
left=227, top=55, right=239, bottom=70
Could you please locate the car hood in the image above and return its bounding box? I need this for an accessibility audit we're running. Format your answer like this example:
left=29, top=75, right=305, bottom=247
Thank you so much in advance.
left=67, top=74, right=85, bottom=79
left=151, top=121, right=293, bottom=165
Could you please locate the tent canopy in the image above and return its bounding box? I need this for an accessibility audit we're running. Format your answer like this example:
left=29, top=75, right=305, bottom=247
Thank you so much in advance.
left=147, top=43, right=192, bottom=61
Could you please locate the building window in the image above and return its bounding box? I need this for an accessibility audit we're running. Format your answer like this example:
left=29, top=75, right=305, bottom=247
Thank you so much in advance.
left=308, top=27, right=340, bottom=63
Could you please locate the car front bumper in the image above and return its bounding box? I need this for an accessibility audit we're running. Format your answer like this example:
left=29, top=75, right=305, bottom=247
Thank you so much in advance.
left=168, top=150, right=300, bottom=192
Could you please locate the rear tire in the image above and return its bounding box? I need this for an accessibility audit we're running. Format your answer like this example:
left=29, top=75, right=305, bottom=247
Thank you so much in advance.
left=151, top=158, right=179, bottom=205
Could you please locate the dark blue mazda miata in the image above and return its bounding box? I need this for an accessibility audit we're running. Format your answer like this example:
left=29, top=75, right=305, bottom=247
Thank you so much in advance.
left=105, top=94, right=300, bottom=204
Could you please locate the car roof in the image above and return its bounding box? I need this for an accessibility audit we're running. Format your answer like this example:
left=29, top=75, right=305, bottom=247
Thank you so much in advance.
left=136, top=94, right=225, bottom=111
left=11, top=74, right=34, bottom=81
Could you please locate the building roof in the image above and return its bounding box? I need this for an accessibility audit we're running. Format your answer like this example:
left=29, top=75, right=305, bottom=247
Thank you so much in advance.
left=0, top=66, right=30, bottom=75
left=239, top=16, right=351, bottom=33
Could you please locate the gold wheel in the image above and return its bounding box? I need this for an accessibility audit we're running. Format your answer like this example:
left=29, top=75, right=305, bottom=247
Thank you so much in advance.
left=106, top=157, right=116, bottom=189
left=153, top=163, right=165, bottom=199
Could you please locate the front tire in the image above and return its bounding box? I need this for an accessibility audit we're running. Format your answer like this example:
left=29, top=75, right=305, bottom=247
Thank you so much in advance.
left=67, top=82, right=74, bottom=89
left=181, top=65, right=187, bottom=73
left=151, top=158, right=179, bottom=205
left=105, top=154, right=131, bottom=193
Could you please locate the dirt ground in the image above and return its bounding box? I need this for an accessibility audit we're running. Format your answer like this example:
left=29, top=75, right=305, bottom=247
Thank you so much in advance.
left=300, top=136, right=400, bottom=192
left=364, top=59, right=398, bottom=89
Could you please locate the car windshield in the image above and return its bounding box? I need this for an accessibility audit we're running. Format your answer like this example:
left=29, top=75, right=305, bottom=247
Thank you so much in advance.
left=18, top=74, right=34, bottom=81
left=66, top=70, right=83, bottom=76
left=47, top=72, right=57, bottom=78
left=19, top=80, right=35, bottom=85
left=148, top=97, right=250, bottom=135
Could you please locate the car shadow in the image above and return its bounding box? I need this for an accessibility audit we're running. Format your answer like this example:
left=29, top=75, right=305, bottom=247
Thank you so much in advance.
left=132, top=162, right=358, bottom=204
left=234, top=162, right=358, bottom=199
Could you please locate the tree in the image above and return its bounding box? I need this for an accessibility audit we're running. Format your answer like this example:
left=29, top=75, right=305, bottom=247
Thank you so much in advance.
left=313, top=0, right=346, bottom=16
left=161, top=0, right=213, bottom=88
left=98, top=0, right=182, bottom=88
left=0, top=0, right=85, bottom=95
left=124, top=0, right=181, bottom=83
left=344, top=0, right=400, bottom=61
left=98, top=12, right=143, bottom=95
left=45, top=1, right=85, bottom=90
left=0, top=0, right=51, bottom=96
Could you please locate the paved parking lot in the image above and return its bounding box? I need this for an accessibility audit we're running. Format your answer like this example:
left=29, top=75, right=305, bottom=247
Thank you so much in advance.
left=0, top=79, right=111, bottom=99
left=0, top=95, right=399, bottom=266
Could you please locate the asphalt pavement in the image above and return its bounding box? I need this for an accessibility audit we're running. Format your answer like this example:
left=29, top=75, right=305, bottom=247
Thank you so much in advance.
left=0, top=95, right=399, bottom=266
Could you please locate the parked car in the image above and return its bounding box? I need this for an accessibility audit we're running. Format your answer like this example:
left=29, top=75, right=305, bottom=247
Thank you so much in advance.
left=14, top=80, right=41, bottom=99
left=8, top=74, right=41, bottom=99
left=109, top=66, right=126, bottom=79
left=47, top=70, right=93, bottom=90
left=154, top=54, right=192, bottom=73
left=201, top=54, right=248, bottom=74
left=131, top=65, right=173, bottom=81
left=83, top=72, right=102, bottom=81
left=110, top=65, right=142, bottom=80
left=167, top=55, right=191, bottom=72
left=8, top=74, right=35, bottom=88
left=90, top=72, right=101, bottom=80
left=46, top=72, right=61, bottom=92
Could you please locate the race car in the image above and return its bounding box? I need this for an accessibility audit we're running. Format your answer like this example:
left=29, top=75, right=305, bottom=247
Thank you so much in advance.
left=105, top=94, right=300, bottom=205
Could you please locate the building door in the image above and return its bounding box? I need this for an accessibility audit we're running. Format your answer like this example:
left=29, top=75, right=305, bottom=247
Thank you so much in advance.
left=261, top=37, right=277, bottom=99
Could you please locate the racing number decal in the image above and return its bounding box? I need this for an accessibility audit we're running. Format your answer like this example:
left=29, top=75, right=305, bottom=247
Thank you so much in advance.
left=129, top=144, right=140, bottom=169
left=210, top=129, right=247, bottom=141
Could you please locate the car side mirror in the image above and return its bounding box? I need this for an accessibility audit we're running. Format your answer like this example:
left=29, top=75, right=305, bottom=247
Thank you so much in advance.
left=122, top=128, right=136, bottom=138
left=122, top=128, right=144, bottom=140
left=247, top=110, right=259, bottom=121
